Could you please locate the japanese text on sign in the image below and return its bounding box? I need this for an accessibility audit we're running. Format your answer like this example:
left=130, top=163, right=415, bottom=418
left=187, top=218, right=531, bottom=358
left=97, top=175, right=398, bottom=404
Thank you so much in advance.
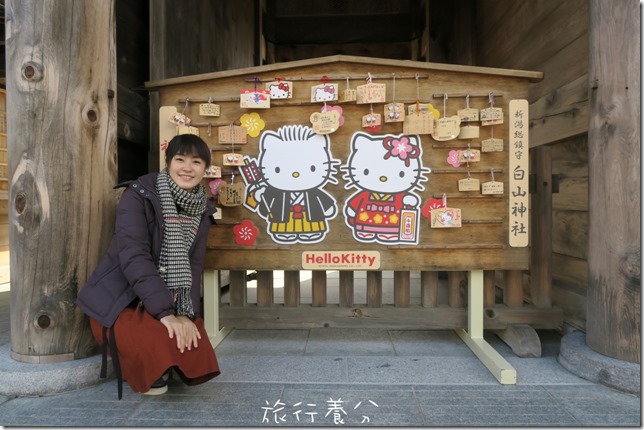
left=508, top=100, right=529, bottom=247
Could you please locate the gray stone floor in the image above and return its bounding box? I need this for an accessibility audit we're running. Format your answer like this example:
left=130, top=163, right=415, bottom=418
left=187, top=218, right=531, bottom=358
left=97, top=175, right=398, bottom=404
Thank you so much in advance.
left=0, top=289, right=641, bottom=427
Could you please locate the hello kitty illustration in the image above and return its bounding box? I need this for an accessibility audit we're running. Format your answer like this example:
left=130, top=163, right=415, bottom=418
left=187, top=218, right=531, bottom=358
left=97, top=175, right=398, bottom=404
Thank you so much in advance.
left=240, top=125, right=340, bottom=244
left=441, top=210, right=453, bottom=225
left=342, top=132, right=430, bottom=245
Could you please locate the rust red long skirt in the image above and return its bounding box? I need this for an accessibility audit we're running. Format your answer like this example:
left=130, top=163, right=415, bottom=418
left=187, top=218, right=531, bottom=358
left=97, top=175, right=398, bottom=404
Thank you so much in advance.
left=90, top=305, right=220, bottom=394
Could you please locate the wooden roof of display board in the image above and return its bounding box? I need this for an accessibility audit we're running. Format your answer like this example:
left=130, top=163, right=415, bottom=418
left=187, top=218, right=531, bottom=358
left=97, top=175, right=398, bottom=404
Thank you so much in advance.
left=145, top=55, right=543, bottom=272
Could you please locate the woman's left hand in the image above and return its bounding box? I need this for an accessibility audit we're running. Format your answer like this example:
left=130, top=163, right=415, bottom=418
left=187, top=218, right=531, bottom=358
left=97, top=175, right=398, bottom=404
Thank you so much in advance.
left=160, top=314, right=201, bottom=353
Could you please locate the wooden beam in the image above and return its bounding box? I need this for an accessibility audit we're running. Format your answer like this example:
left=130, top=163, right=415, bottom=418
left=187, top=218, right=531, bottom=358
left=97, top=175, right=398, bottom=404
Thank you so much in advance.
left=455, top=270, right=516, bottom=384
left=219, top=304, right=564, bottom=330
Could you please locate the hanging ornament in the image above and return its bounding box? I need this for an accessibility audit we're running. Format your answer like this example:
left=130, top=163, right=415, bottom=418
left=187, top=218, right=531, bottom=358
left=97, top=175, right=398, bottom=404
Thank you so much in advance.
left=265, top=77, right=293, bottom=99
left=311, top=75, right=338, bottom=103
left=481, top=168, right=504, bottom=195
left=204, top=165, right=222, bottom=179
left=481, top=124, right=504, bottom=152
left=218, top=171, right=245, bottom=207
left=239, top=112, right=266, bottom=138
left=199, top=96, right=221, bottom=117
left=458, top=155, right=480, bottom=192
left=384, top=73, right=405, bottom=123
left=208, top=178, right=226, bottom=196
left=362, top=104, right=382, bottom=131
left=219, top=122, right=248, bottom=144
left=341, top=77, right=357, bottom=102
left=310, top=103, right=343, bottom=135
left=480, top=92, right=503, bottom=126
left=240, top=77, right=270, bottom=109
left=430, top=194, right=462, bottom=228
left=357, top=72, right=386, bottom=104
left=457, top=94, right=479, bottom=122
left=403, top=74, right=435, bottom=135
left=432, top=94, right=461, bottom=141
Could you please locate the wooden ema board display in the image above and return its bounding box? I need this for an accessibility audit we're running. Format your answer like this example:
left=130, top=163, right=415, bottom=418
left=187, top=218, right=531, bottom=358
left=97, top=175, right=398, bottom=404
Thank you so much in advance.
left=147, top=57, right=543, bottom=384
left=147, top=57, right=540, bottom=272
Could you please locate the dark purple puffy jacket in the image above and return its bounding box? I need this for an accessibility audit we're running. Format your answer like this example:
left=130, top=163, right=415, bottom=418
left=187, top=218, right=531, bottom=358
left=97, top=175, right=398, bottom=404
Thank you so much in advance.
left=76, top=172, right=216, bottom=327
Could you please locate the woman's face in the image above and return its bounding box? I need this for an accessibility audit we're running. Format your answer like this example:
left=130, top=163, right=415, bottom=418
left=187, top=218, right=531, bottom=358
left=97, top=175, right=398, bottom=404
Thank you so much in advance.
left=168, top=152, right=207, bottom=191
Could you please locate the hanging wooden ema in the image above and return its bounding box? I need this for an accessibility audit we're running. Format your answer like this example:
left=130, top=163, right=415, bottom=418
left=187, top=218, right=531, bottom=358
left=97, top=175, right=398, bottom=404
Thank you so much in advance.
left=223, top=129, right=244, bottom=167
left=199, top=96, right=220, bottom=117
left=173, top=98, right=199, bottom=136
left=458, top=145, right=480, bottom=192
left=457, top=94, right=479, bottom=139
left=218, top=170, right=245, bottom=207
left=457, top=94, right=479, bottom=122
left=362, top=104, right=381, bottom=131
left=480, top=92, right=503, bottom=126
left=481, top=124, right=504, bottom=152
left=431, top=194, right=462, bottom=228
left=310, top=75, right=338, bottom=103
left=384, top=73, right=404, bottom=123
left=341, top=77, right=357, bottom=102
left=310, top=75, right=342, bottom=134
left=403, top=74, right=435, bottom=135
left=356, top=72, right=386, bottom=104
left=433, top=94, right=461, bottom=141
left=265, top=77, right=293, bottom=99
left=240, top=77, right=270, bottom=109
left=311, top=102, right=341, bottom=135
left=219, top=122, right=248, bottom=144
left=481, top=168, right=504, bottom=195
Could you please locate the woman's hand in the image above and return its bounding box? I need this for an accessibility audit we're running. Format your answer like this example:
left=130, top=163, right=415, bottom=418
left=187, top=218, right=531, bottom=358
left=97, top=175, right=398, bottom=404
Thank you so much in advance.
left=160, top=315, right=201, bottom=353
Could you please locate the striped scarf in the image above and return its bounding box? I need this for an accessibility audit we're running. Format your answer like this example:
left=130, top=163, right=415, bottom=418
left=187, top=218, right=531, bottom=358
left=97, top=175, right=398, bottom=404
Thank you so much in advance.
left=156, top=169, right=206, bottom=318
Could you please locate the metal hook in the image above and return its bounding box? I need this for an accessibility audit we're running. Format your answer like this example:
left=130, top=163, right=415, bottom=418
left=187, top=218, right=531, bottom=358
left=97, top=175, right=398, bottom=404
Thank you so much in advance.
left=442, top=193, right=447, bottom=208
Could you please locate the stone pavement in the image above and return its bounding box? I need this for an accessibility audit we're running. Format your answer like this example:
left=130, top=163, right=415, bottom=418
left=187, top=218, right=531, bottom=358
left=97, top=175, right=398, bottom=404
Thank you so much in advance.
left=0, top=290, right=640, bottom=427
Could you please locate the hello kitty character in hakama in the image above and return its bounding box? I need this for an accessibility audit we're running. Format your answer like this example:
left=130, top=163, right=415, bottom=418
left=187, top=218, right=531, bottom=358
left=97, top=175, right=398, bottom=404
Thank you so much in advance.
left=342, top=132, right=430, bottom=245
left=241, top=125, right=340, bottom=244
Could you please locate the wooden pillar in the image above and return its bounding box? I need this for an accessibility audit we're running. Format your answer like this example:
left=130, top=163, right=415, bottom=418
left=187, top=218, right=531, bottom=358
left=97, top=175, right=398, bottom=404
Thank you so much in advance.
left=366, top=271, right=382, bottom=308
left=587, top=0, right=640, bottom=363
left=284, top=270, right=300, bottom=307
left=7, top=0, right=117, bottom=362
left=448, top=271, right=465, bottom=307
left=229, top=270, right=247, bottom=307
left=483, top=270, right=496, bottom=308
left=338, top=271, right=354, bottom=307
left=530, top=146, right=552, bottom=307
left=393, top=271, right=410, bottom=308
left=311, top=270, right=327, bottom=307
left=256, top=270, right=274, bottom=307
left=421, top=270, right=438, bottom=307
left=503, top=270, right=524, bottom=308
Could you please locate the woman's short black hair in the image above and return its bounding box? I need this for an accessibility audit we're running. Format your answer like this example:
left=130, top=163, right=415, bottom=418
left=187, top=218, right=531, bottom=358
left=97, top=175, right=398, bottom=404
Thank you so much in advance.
left=165, top=134, right=212, bottom=167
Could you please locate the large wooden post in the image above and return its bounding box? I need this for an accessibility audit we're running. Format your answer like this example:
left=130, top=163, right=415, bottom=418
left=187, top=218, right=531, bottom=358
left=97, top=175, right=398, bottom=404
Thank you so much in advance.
left=6, top=0, right=117, bottom=362
left=587, top=0, right=640, bottom=363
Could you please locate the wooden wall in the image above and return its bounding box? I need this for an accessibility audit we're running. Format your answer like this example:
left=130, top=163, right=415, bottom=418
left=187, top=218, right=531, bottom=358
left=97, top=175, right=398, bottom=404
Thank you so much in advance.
left=474, top=0, right=589, bottom=330
left=148, top=0, right=257, bottom=170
